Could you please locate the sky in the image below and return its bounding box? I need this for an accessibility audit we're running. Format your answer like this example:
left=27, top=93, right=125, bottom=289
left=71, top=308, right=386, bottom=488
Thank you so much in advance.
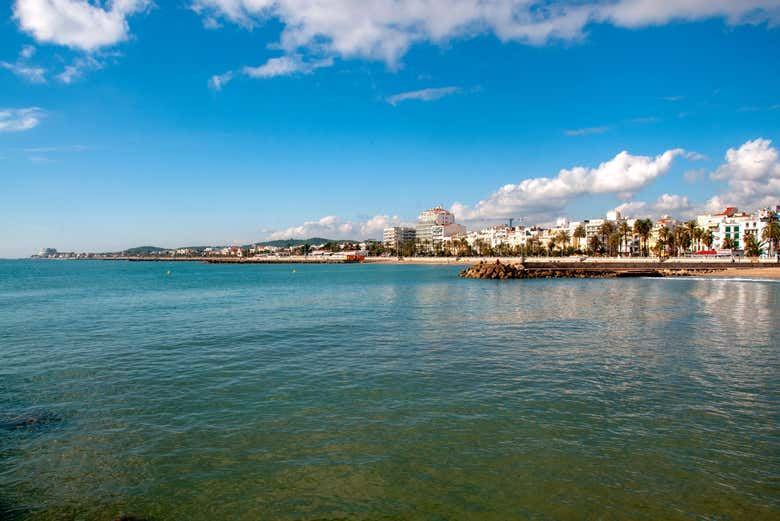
left=1, top=0, right=780, bottom=257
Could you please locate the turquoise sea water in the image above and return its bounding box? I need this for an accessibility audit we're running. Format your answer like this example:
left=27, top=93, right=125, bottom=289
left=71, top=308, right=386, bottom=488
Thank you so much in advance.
left=0, top=260, right=778, bottom=520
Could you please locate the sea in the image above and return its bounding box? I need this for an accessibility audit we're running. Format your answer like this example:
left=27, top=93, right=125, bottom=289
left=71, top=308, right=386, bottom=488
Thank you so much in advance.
left=0, top=259, right=778, bottom=520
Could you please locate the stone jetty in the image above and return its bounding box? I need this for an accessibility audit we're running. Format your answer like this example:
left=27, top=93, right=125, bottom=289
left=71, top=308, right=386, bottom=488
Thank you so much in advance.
left=458, top=260, right=696, bottom=279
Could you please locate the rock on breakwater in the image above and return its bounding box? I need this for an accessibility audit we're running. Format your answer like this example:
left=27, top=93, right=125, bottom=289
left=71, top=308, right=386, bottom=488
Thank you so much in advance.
left=459, top=260, right=528, bottom=279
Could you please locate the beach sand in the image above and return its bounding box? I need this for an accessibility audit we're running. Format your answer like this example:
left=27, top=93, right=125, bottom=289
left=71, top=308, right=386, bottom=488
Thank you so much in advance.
left=704, top=267, right=780, bottom=279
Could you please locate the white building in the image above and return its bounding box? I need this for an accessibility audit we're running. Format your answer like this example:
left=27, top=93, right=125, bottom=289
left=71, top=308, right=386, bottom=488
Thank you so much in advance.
left=697, top=207, right=758, bottom=251
left=416, top=207, right=466, bottom=248
left=383, top=227, right=416, bottom=250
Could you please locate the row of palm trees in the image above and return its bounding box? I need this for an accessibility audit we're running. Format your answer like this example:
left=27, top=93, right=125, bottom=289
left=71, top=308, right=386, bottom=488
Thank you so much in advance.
left=516, top=215, right=779, bottom=258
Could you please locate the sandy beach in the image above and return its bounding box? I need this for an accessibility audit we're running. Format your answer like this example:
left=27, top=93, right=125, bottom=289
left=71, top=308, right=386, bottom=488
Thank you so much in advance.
left=705, top=267, right=780, bottom=279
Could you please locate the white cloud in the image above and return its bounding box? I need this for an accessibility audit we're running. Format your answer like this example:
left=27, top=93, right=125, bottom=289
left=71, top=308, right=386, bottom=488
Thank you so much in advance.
left=56, top=55, right=104, bottom=83
left=706, top=137, right=780, bottom=211
left=0, top=107, right=45, bottom=132
left=268, top=214, right=401, bottom=240
left=451, top=148, right=688, bottom=222
left=564, top=126, right=608, bottom=136
left=386, top=86, right=460, bottom=106
left=654, top=193, right=691, bottom=212
left=1, top=45, right=46, bottom=83
left=614, top=193, right=692, bottom=219
left=13, top=0, right=150, bottom=51
left=613, top=201, right=647, bottom=217
left=243, top=55, right=333, bottom=79
left=209, top=70, right=233, bottom=90
left=0, top=61, right=46, bottom=83
left=194, top=0, right=780, bottom=74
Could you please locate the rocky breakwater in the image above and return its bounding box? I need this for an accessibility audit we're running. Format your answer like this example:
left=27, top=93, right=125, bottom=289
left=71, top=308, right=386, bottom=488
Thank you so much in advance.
left=459, top=260, right=673, bottom=279
left=459, top=260, right=529, bottom=279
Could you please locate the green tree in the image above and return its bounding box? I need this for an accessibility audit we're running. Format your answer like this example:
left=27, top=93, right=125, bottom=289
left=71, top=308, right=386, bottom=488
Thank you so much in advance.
left=722, top=237, right=735, bottom=257
left=702, top=229, right=714, bottom=249
left=683, top=220, right=699, bottom=254
left=675, top=227, right=691, bottom=256
left=633, top=218, right=653, bottom=257
left=556, top=230, right=570, bottom=256
left=588, top=234, right=602, bottom=255
left=656, top=226, right=671, bottom=257
left=617, top=221, right=631, bottom=256
left=599, top=221, right=614, bottom=251
left=573, top=224, right=586, bottom=252
left=761, top=215, right=780, bottom=257
left=608, top=232, right=622, bottom=257
left=744, top=232, right=762, bottom=257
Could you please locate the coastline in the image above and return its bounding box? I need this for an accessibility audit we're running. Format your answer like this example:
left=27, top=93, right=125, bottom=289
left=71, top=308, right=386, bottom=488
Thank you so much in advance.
left=29, top=256, right=780, bottom=279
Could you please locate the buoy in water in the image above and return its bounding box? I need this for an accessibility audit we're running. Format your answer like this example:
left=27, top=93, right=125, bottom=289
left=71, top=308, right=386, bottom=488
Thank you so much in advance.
left=165, top=270, right=172, bottom=276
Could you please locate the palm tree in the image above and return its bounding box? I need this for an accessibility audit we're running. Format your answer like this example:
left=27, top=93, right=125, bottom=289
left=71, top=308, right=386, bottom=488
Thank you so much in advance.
left=691, top=227, right=703, bottom=252
left=573, top=224, right=586, bottom=253
left=633, top=218, right=653, bottom=257
left=599, top=221, right=614, bottom=251
left=722, top=237, right=735, bottom=258
left=617, top=221, right=631, bottom=257
left=674, top=227, right=691, bottom=257
left=608, top=232, right=622, bottom=257
left=761, top=215, right=780, bottom=258
left=684, top=220, right=699, bottom=254
left=588, top=234, right=602, bottom=255
left=657, top=226, right=671, bottom=258
left=744, top=232, right=762, bottom=258
left=702, top=229, right=714, bottom=249
left=556, top=230, right=571, bottom=256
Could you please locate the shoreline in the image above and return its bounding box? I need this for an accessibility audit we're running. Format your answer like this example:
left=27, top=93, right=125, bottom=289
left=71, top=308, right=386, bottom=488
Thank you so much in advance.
left=26, top=256, right=780, bottom=279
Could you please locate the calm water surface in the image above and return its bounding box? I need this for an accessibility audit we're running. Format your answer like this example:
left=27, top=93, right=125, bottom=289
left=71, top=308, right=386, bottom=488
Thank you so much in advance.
left=0, top=260, right=778, bottom=520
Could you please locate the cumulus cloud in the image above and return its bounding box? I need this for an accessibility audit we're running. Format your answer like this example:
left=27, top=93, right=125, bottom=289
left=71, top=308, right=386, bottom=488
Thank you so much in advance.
left=268, top=214, right=402, bottom=240
left=564, top=126, right=608, bottom=136
left=386, top=86, right=460, bottom=106
left=706, top=137, right=780, bottom=211
left=13, top=0, right=150, bottom=51
left=654, top=193, right=692, bottom=212
left=1, top=45, right=46, bottom=83
left=613, top=200, right=648, bottom=217
left=451, top=148, right=688, bottom=223
left=243, top=55, right=333, bottom=79
left=194, top=0, right=780, bottom=75
left=0, top=107, right=45, bottom=132
left=614, top=193, right=692, bottom=219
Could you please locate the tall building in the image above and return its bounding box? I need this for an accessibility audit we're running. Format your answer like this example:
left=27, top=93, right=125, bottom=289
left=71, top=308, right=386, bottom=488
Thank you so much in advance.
left=383, top=227, right=416, bottom=250
left=415, top=207, right=466, bottom=247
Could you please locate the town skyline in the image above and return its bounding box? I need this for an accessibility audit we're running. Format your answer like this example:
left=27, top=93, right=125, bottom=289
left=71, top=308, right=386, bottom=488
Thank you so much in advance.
left=2, top=1, right=780, bottom=257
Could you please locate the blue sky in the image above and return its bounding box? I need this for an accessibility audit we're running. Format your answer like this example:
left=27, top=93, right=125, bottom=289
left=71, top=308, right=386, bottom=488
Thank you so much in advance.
left=1, top=1, right=780, bottom=256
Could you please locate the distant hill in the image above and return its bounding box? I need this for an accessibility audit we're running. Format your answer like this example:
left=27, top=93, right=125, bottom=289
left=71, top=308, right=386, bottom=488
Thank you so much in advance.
left=255, top=237, right=357, bottom=248
left=123, top=246, right=168, bottom=255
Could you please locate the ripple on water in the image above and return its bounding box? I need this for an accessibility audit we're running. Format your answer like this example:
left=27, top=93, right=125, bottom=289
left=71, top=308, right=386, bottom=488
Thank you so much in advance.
left=0, top=261, right=778, bottom=520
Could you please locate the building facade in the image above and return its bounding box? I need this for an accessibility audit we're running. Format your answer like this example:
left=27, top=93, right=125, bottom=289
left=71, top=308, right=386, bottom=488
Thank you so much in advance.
left=383, top=226, right=417, bottom=251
